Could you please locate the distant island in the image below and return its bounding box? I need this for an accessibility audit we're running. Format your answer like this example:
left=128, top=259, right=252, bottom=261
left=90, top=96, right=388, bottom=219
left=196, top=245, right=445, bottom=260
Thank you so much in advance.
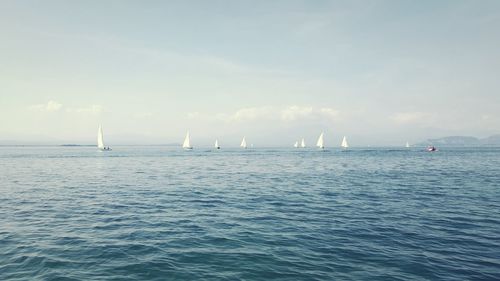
left=418, top=135, right=500, bottom=146
left=60, top=144, right=94, bottom=147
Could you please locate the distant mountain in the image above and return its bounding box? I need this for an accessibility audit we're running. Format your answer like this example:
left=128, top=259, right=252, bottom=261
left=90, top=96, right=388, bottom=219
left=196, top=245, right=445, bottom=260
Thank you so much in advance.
left=480, top=134, right=500, bottom=145
left=429, top=136, right=480, bottom=146
left=418, top=135, right=500, bottom=146
left=60, top=144, right=94, bottom=147
left=0, top=140, right=56, bottom=146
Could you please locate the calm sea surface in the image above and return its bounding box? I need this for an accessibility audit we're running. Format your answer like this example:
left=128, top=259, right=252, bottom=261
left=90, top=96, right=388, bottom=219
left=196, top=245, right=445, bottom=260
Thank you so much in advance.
left=1, top=146, right=499, bottom=280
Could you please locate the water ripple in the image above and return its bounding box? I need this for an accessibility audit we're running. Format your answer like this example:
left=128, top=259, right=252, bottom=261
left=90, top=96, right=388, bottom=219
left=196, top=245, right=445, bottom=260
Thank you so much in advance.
left=1, top=147, right=499, bottom=280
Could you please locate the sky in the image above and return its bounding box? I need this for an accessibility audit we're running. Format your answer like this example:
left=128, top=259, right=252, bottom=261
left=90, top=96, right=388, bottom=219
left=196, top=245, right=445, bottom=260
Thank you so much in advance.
left=1, top=0, right=499, bottom=146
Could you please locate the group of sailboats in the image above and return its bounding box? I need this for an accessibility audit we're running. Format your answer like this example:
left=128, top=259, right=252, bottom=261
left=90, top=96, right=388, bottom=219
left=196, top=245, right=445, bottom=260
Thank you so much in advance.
left=97, top=125, right=414, bottom=151
left=182, top=132, right=247, bottom=150
left=184, top=133, right=328, bottom=151
left=293, top=139, right=306, bottom=148
left=293, top=133, right=347, bottom=150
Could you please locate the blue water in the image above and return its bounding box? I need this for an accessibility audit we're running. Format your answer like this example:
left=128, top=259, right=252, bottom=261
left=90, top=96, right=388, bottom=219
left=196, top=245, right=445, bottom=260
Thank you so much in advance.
left=1, top=146, right=499, bottom=280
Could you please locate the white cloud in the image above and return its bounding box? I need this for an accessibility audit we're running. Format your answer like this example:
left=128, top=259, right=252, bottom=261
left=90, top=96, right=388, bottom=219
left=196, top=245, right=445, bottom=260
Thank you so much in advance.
left=295, top=19, right=330, bottom=37
left=481, top=114, right=491, bottom=121
left=66, top=105, right=103, bottom=114
left=200, top=55, right=249, bottom=73
left=28, top=101, right=105, bottom=116
left=183, top=105, right=341, bottom=123
left=391, top=112, right=435, bottom=124
left=134, top=112, right=153, bottom=119
left=187, top=112, right=200, bottom=119
left=319, top=108, right=340, bottom=119
left=281, top=106, right=313, bottom=121
left=222, top=105, right=341, bottom=122
left=28, top=101, right=62, bottom=112
left=215, top=113, right=230, bottom=121
left=230, top=106, right=274, bottom=121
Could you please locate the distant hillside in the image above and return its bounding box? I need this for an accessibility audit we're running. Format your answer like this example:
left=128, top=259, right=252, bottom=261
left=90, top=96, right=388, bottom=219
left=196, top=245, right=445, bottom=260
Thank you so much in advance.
left=418, top=135, right=500, bottom=146
left=60, top=144, right=94, bottom=147
left=428, top=136, right=480, bottom=146
left=480, top=135, right=500, bottom=145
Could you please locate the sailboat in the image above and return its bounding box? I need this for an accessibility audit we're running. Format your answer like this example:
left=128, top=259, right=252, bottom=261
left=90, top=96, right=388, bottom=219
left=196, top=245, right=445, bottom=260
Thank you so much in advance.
left=215, top=139, right=220, bottom=149
left=240, top=137, right=247, bottom=149
left=182, top=132, right=193, bottom=149
left=341, top=136, right=349, bottom=149
left=97, top=125, right=111, bottom=151
left=316, top=132, right=324, bottom=149
left=294, top=141, right=299, bottom=148
left=405, top=141, right=410, bottom=148
left=301, top=138, right=306, bottom=148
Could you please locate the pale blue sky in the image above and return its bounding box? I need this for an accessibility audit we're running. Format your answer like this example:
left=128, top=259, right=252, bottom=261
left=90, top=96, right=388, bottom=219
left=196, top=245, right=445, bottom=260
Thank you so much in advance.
left=1, top=0, right=499, bottom=146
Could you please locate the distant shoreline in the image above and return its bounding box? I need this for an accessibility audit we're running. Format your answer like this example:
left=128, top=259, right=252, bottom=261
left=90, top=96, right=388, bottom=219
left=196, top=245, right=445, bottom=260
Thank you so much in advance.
left=0, top=145, right=499, bottom=148
left=2, top=135, right=499, bottom=147
left=0, top=144, right=182, bottom=147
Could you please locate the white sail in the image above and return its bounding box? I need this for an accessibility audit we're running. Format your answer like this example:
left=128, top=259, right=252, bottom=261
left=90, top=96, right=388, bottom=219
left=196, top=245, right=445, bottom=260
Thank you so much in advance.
left=341, top=136, right=349, bottom=148
left=215, top=139, right=220, bottom=149
left=406, top=141, right=410, bottom=148
left=97, top=125, right=105, bottom=149
left=240, top=137, right=247, bottom=149
left=301, top=138, right=306, bottom=148
left=182, top=132, right=192, bottom=149
left=316, top=132, right=324, bottom=149
left=294, top=141, right=299, bottom=148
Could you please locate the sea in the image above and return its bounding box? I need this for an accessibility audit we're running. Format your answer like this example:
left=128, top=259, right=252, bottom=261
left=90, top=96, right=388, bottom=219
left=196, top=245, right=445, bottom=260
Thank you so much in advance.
left=1, top=146, right=499, bottom=280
